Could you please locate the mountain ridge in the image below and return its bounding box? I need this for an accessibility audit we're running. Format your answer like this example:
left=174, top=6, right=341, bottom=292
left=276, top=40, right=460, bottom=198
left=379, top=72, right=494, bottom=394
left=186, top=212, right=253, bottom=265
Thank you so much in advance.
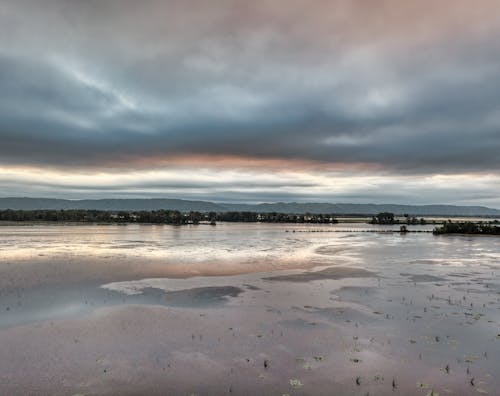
left=1, top=197, right=499, bottom=216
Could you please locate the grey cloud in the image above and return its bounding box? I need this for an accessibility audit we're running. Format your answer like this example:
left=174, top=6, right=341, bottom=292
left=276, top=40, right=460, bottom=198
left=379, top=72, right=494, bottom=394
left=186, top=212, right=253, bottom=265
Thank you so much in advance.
left=1, top=0, right=500, bottom=176
left=4, top=175, right=500, bottom=207
left=0, top=177, right=316, bottom=192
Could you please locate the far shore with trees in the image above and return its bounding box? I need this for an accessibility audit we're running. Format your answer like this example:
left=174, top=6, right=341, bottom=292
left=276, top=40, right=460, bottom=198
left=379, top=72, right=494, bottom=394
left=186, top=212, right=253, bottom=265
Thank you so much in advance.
left=0, top=209, right=339, bottom=225
left=368, top=212, right=500, bottom=235
left=2, top=210, right=500, bottom=235
left=369, top=212, right=427, bottom=225
left=433, top=220, right=500, bottom=235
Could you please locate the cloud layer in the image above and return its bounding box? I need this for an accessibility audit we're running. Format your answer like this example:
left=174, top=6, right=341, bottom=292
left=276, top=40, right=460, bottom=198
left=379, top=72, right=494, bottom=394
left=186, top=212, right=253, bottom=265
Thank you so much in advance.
left=1, top=1, right=500, bottom=204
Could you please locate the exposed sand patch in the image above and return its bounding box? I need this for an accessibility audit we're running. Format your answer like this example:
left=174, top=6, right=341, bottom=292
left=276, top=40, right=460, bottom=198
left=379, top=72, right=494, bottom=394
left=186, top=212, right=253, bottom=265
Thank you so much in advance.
left=314, top=245, right=352, bottom=256
left=0, top=252, right=337, bottom=292
left=262, top=266, right=377, bottom=283
left=400, top=273, right=447, bottom=283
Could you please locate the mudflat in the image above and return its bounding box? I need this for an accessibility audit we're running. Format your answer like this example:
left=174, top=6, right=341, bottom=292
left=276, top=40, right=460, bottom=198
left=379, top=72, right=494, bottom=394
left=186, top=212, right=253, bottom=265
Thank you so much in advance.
left=1, top=223, right=499, bottom=395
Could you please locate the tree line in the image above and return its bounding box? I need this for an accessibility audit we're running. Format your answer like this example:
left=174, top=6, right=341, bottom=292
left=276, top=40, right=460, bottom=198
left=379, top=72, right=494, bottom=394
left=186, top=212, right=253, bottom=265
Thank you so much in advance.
left=433, top=221, right=500, bottom=235
left=0, top=209, right=338, bottom=225
left=369, top=212, right=427, bottom=225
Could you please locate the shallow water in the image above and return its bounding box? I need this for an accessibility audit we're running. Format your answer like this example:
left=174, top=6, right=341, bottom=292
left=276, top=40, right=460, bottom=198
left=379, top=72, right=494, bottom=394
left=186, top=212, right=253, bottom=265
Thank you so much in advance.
left=0, top=223, right=499, bottom=395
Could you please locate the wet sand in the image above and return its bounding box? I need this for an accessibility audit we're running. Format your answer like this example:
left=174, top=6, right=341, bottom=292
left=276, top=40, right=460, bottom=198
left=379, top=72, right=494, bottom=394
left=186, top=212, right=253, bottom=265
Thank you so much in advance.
left=1, top=223, right=500, bottom=395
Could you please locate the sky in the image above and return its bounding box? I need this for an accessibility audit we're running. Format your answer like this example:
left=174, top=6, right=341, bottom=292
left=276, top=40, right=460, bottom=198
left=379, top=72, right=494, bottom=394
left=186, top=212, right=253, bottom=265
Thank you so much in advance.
left=1, top=0, right=500, bottom=206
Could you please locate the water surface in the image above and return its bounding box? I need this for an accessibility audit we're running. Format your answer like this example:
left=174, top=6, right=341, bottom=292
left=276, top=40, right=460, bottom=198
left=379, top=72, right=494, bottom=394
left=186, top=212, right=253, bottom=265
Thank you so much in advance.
left=1, top=223, right=499, bottom=395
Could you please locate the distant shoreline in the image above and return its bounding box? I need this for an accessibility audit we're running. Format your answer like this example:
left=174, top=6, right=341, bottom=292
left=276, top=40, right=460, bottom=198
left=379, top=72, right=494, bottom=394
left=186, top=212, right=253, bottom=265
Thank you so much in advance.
left=1, top=197, right=500, bottom=217
left=433, top=221, right=500, bottom=236
left=0, top=209, right=339, bottom=226
left=3, top=218, right=500, bottom=238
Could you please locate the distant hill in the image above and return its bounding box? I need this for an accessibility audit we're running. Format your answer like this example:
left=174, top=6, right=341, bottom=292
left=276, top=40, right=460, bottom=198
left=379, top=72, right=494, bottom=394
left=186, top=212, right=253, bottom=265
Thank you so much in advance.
left=1, top=197, right=499, bottom=217
left=0, top=197, right=223, bottom=212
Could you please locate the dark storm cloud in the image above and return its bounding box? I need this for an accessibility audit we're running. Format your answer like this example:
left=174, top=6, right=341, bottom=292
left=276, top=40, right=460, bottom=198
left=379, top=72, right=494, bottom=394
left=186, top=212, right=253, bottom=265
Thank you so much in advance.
left=1, top=0, right=500, bottom=174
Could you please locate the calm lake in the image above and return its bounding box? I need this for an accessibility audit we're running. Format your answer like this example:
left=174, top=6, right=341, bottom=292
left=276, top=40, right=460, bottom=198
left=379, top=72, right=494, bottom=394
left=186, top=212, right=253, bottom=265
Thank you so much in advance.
left=1, top=223, right=499, bottom=395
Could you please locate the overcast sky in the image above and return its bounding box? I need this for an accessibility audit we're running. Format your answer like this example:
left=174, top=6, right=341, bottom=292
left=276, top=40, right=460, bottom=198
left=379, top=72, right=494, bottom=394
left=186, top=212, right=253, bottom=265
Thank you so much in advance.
left=1, top=0, right=500, bottom=206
